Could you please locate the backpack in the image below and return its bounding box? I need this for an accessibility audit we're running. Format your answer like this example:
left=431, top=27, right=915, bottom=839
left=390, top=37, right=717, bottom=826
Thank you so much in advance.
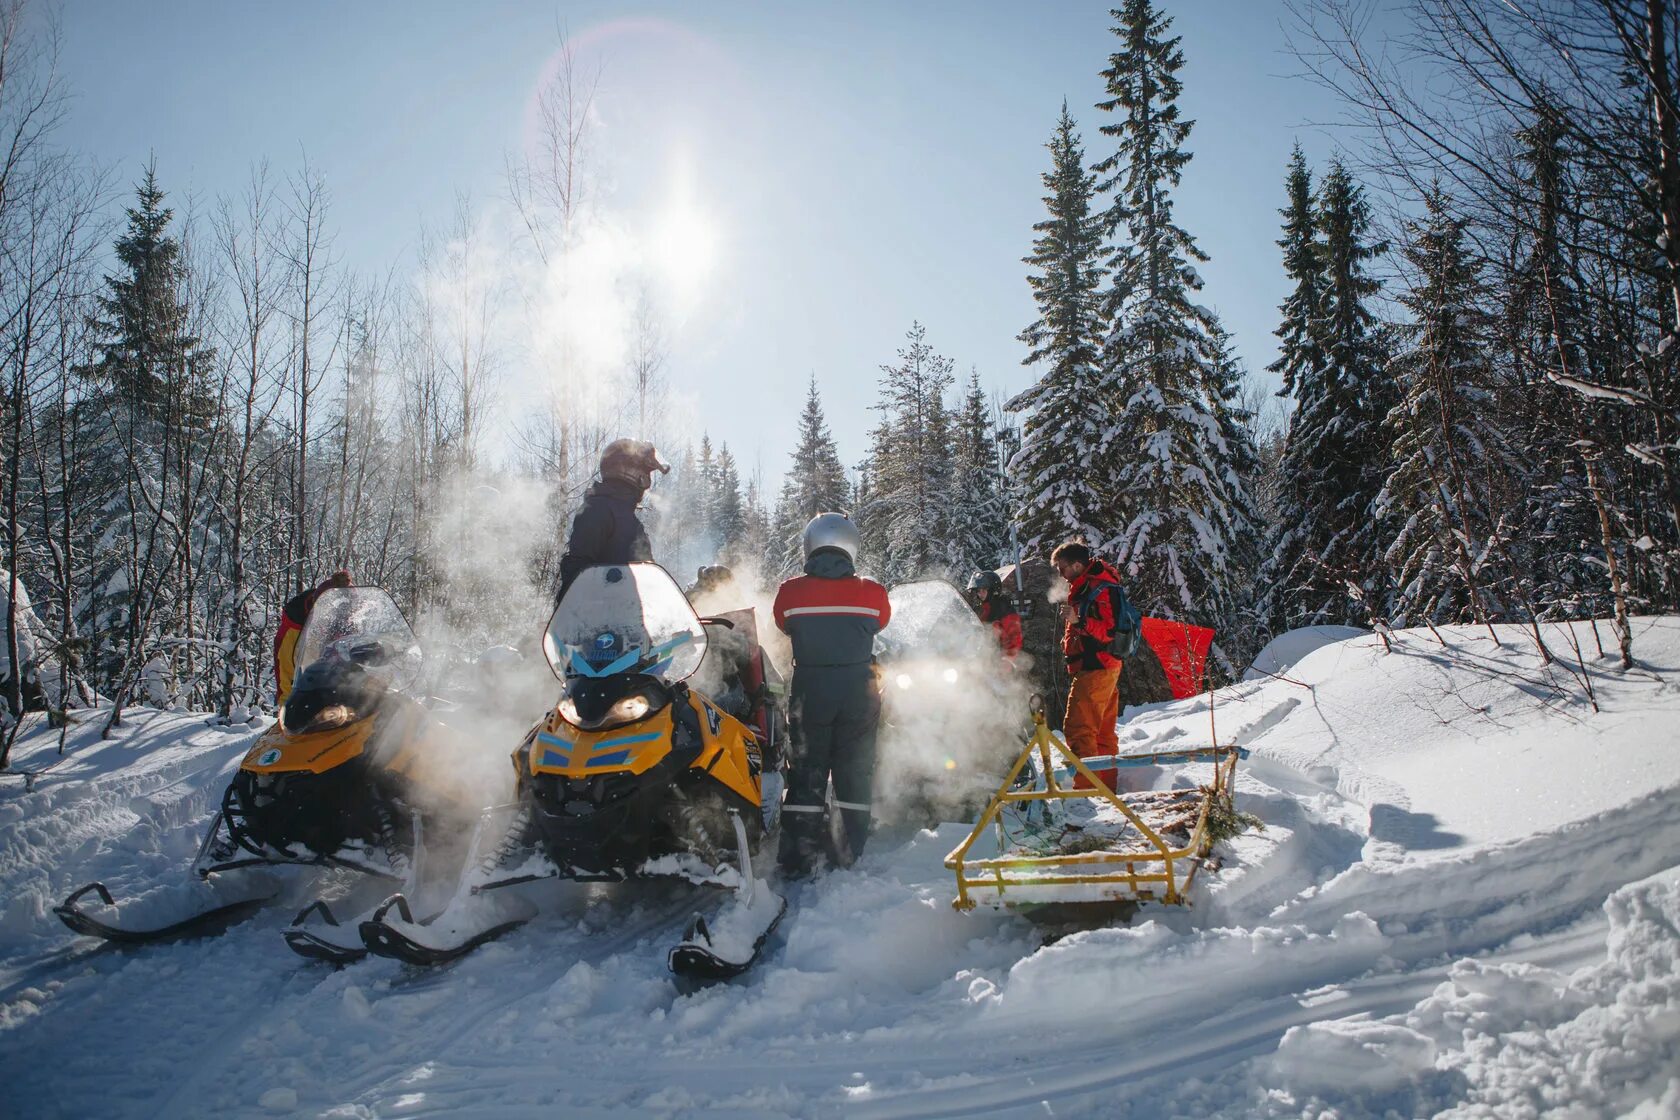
left=1080, top=581, right=1143, bottom=660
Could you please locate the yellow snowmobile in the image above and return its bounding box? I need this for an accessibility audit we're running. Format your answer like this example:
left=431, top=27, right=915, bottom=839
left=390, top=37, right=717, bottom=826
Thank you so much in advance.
left=357, top=563, right=787, bottom=982
left=55, top=589, right=474, bottom=961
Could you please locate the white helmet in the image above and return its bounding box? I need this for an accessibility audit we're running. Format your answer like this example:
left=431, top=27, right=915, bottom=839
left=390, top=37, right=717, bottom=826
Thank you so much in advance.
left=802, top=512, right=860, bottom=564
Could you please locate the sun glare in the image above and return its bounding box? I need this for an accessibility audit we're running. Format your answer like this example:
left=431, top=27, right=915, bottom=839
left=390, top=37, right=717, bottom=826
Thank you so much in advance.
left=648, top=161, right=721, bottom=315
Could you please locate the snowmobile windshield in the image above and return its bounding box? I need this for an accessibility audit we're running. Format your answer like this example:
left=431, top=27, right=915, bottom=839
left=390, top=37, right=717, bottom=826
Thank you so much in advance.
left=875, top=580, right=992, bottom=662
left=544, top=563, right=707, bottom=684
left=294, top=588, right=424, bottom=694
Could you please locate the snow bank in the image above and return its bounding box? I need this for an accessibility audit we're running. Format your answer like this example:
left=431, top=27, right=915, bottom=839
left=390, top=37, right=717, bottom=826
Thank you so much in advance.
left=1243, top=623, right=1365, bottom=680
left=1265, top=866, right=1680, bottom=1118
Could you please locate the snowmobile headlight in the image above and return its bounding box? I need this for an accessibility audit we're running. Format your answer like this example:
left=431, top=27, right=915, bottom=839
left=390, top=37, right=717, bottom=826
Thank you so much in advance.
left=559, top=689, right=657, bottom=731
left=307, top=703, right=358, bottom=732
left=941, top=667, right=959, bottom=684
left=600, top=693, right=651, bottom=728
left=297, top=703, right=358, bottom=734
left=895, top=673, right=914, bottom=691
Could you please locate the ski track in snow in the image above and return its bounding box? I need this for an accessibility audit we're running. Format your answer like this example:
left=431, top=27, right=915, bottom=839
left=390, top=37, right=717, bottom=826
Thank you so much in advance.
left=2, top=619, right=1678, bottom=1118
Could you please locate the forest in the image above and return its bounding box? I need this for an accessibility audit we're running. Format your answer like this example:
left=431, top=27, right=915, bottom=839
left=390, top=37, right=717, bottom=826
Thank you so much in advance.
left=3, top=0, right=1677, bottom=759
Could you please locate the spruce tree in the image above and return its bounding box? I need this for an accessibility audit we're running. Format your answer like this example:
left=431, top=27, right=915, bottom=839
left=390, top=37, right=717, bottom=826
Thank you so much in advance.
left=1093, top=0, right=1245, bottom=628
left=711, top=443, right=745, bottom=556
left=1507, top=106, right=1604, bottom=618
left=1267, top=146, right=1326, bottom=405
left=1380, top=187, right=1515, bottom=624
left=737, top=475, right=773, bottom=574
left=694, top=434, right=718, bottom=548
left=1206, top=324, right=1267, bottom=664
left=947, top=368, right=1009, bottom=574
left=1268, top=157, right=1392, bottom=629
left=770, top=377, right=851, bottom=576
left=866, top=321, right=955, bottom=583
left=1009, top=103, right=1110, bottom=555
left=83, top=165, right=214, bottom=418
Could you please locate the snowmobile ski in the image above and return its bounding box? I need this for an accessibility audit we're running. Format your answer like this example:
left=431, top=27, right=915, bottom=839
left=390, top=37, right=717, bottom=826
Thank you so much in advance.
left=667, top=811, right=787, bottom=989
left=357, top=891, right=536, bottom=967
left=667, top=892, right=788, bottom=988
left=53, top=880, right=279, bottom=945
left=282, top=900, right=370, bottom=965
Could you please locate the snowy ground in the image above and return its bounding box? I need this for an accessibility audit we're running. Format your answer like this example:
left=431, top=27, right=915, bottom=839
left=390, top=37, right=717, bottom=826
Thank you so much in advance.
left=2, top=617, right=1677, bottom=1118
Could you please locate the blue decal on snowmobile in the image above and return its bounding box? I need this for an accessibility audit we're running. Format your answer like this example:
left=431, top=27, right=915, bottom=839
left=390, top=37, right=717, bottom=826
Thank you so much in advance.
left=587, top=751, right=631, bottom=768
left=541, top=748, right=571, bottom=768
left=567, top=633, right=693, bottom=680
left=595, top=731, right=661, bottom=751
left=257, top=747, right=282, bottom=766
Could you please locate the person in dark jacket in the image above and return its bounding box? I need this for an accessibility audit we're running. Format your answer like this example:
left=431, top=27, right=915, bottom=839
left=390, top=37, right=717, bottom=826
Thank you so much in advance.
left=274, top=570, right=352, bottom=705
left=554, top=439, right=670, bottom=605
left=1051, top=541, right=1125, bottom=790
left=771, top=513, right=891, bottom=875
left=967, top=570, right=1023, bottom=659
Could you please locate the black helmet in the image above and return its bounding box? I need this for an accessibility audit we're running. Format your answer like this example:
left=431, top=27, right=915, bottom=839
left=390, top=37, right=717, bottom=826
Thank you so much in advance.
left=599, top=439, right=670, bottom=491
left=967, top=570, right=1003, bottom=594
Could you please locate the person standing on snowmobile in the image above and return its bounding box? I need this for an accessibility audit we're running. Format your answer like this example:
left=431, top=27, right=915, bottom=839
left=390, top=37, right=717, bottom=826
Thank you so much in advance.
left=274, top=570, right=352, bottom=705
left=554, top=439, right=670, bottom=605
left=1051, top=541, right=1128, bottom=791
left=967, top=570, right=1023, bottom=660
left=772, top=513, right=891, bottom=875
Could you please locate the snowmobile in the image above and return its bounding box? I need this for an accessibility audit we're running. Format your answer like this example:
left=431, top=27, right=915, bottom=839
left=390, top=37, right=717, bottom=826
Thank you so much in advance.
left=873, top=579, right=1031, bottom=830
left=356, top=563, right=788, bottom=985
left=55, top=588, right=475, bottom=961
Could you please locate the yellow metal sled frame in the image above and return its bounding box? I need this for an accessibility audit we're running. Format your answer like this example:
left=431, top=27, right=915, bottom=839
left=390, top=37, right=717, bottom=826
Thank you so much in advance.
left=944, top=708, right=1242, bottom=911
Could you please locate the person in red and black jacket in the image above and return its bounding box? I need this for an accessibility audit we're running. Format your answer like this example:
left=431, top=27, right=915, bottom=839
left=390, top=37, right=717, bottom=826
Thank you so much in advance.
left=966, top=570, right=1023, bottom=659
left=1051, top=541, right=1124, bottom=790
left=771, top=513, right=891, bottom=875
left=273, top=570, right=351, bottom=705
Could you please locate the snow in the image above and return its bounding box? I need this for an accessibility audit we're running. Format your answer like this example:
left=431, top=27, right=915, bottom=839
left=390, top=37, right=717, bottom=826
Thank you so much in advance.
left=2, top=618, right=1678, bottom=1117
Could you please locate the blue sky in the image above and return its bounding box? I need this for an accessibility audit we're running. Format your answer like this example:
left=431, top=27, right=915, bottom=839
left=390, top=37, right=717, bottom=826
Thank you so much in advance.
left=54, top=0, right=1366, bottom=485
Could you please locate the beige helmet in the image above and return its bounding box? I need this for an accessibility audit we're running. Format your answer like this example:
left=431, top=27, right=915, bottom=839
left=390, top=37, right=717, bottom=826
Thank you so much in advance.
left=599, top=438, right=671, bottom=491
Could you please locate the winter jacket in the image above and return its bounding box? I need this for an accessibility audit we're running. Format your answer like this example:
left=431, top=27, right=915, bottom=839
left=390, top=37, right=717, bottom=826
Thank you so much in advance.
left=273, top=588, right=317, bottom=705
left=556, top=478, right=653, bottom=604
left=978, top=597, right=1023, bottom=658
left=772, top=550, right=892, bottom=669
left=1063, top=559, right=1125, bottom=673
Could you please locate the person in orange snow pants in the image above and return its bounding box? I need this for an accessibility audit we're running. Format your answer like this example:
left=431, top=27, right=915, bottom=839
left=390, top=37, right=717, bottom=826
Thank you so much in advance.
left=1052, top=541, right=1125, bottom=791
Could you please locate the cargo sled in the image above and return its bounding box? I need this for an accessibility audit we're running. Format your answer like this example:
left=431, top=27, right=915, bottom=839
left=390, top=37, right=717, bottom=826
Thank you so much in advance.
left=945, top=697, right=1246, bottom=911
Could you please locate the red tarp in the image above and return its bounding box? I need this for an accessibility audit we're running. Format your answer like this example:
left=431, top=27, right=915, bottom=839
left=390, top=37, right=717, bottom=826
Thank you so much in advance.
left=1140, top=617, right=1216, bottom=699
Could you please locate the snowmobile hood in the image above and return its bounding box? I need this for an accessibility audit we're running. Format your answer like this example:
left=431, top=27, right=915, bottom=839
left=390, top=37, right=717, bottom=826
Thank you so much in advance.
left=527, top=689, right=760, bottom=810
left=243, top=719, right=375, bottom=775
left=803, top=550, right=856, bottom=579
